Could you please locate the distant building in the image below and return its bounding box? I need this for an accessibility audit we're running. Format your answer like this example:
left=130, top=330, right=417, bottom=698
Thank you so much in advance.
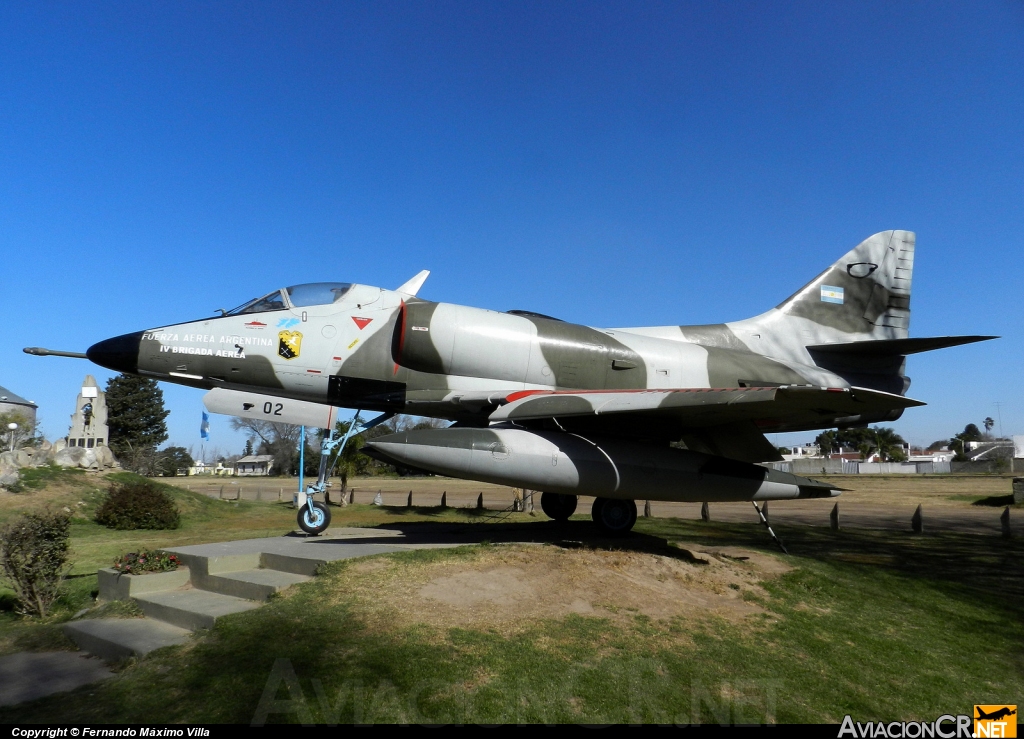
left=828, top=452, right=863, bottom=462
left=235, top=455, right=275, bottom=476
left=186, top=460, right=235, bottom=476
left=66, top=375, right=109, bottom=450
left=908, top=450, right=955, bottom=463
left=0, top=384, right=38, bottom=425
left=781, top=443, right=821, bottom=461
left=963, top=440, right=1013, bottom=462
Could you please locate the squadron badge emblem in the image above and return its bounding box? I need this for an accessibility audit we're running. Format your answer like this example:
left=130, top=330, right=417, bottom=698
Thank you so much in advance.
left=278, top=330, right=302, bottom=360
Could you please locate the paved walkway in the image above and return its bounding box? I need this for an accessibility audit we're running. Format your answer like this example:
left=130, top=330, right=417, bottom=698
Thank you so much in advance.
left=165, top=526, right=464, bottom=562
left=0, top=652, right=114, bottom=707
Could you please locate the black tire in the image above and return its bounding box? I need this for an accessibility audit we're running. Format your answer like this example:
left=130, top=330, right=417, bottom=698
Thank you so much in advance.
left=297, top=501, right=332, bottom=535
left=540, top=492, right=578, bottom=521
left=591, top=497, right=637, bottom=535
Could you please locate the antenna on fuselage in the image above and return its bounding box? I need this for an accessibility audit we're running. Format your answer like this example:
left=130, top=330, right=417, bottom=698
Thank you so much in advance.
left=395, top=270, right=430, bottom=297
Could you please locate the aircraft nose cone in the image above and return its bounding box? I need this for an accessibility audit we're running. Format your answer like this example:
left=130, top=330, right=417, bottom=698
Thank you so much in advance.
left=87, top=331, right=144, bottom=374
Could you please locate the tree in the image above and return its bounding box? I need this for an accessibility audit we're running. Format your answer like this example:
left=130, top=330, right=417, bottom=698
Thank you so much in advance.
left=0, top=511, right=71, bottom=617
left=814, top=426, right=906, bottom=461
left=243, top=438, right=254, bottom=457
left=105, top=374, right=169, bottom=474
left=871, top=427, right=907, bottom=462
left=984, top=417, right=995, bottom=436
left=950, top=423, right=984, bottom=461
left=0, top=411, right=41, bottom=450
left=156, top=446, right=194, bottom=477
left=961, top=424, right=983, bottom=441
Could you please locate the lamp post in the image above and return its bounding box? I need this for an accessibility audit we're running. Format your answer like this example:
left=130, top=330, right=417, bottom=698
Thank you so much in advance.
left=7, top=422, right=18, bottom=452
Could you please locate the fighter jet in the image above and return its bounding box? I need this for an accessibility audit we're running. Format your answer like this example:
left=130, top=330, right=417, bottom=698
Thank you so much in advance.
left=26, top=230, right=994, bottom=535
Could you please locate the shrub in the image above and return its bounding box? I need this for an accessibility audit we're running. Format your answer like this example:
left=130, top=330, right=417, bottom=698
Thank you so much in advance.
left=113, top=549, right=180, bottom=575
left=0, top=511, right=72, bottom=617
left=95, top=479, right=180, bottom=530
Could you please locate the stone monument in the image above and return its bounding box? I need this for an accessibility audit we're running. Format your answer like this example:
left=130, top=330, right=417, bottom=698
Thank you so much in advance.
left=67, top=375, right=109, bottom=450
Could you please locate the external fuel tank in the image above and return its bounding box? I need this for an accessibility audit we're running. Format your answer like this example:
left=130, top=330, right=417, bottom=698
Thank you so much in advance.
left=362, top=426, right=839, bottom=503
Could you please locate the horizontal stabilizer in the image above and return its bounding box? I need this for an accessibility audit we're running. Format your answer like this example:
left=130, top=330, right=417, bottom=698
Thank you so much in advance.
left=807, top=335, right=997, bottom=356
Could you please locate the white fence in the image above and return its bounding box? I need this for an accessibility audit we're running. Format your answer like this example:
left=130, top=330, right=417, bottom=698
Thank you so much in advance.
left=766, top=460, right=951, bottom=474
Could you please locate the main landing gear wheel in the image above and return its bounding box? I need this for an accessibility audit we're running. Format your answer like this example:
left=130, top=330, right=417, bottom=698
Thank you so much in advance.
left=298, top=501, right=332, bottom=535
left=591, top=497, right=637, bottom=535
left=540, top=492, right=578, bottom=521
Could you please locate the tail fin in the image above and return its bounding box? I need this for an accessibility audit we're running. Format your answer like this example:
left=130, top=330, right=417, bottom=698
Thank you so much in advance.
left=766, top=230, right=916, bottom=341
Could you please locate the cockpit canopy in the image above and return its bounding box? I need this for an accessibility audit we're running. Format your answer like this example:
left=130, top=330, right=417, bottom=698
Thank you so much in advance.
left=225, top=282, right=354, bottom=315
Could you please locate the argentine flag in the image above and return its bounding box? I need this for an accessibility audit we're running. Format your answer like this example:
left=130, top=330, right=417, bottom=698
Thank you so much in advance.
left=200, top=412, right=211, bottom=441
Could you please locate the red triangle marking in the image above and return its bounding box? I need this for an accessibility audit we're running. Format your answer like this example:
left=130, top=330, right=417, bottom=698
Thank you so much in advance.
left=352, top=316, right=372, bottom=330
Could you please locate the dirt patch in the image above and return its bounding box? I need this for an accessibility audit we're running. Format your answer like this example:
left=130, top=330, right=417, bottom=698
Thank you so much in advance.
left=338, top=543, right=792, bottom=635
left=0, top=477, right=104, bottom=524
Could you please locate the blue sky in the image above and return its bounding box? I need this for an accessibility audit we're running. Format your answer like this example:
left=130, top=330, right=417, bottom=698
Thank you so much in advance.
left=2, top=1, right=1021, bottom=456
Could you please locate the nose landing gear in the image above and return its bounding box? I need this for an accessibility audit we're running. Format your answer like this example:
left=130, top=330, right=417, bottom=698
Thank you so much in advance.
left=297, top=500, right=332, bottom=535
left=299, top=409, right=394, bottom=536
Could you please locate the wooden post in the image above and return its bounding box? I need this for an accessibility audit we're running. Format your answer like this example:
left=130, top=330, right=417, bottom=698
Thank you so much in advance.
left=278, top=488, right=282, bottom=502
left=407, top=491, right=412, bottom=507
left=700, top=502, right=709, bottom=522
left=830, top=503, right=840, bottom=531
left=348, top=489, right=354, bottom=505
left=761, top=501, right=770, bottom=525
left=643, top=500, right=652, bottom=518
left=219, top=486, right=224, bottom=499
left=912, top=504, right=923, bottom=534
left=1001, top=506, right=1012, bottom=538
left=441, top=491, right=447, bottom=508
left=476, top=493, right=484, bottom=510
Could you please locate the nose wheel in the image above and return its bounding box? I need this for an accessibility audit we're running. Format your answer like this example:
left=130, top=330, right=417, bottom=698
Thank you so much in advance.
left=298, top=501, right=332, bottom=535
left=592, top=497, right=637, bottom=535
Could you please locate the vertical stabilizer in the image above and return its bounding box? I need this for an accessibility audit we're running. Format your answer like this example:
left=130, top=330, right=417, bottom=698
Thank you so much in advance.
left=768, top=230, right=915, bottom=341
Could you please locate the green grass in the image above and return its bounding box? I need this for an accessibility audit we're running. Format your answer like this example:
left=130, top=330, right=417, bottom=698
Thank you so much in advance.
left=3, top=463, right=87, bottom=493
left=0, top=500, right=1020, bottom=724
left=0, top=472, right=552, bottom=654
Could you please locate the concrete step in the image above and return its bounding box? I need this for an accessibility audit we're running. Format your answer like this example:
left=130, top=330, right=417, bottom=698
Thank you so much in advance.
left=134, top=589, right=259, bottom=631
left=260, top=552, right=328, bottom=577
left=203, top=568, right=311, bottom=601
left=63, top=618, right=191, bottom=662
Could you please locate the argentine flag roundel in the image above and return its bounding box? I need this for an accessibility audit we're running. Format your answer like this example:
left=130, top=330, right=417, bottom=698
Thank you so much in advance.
left=820, top=285, right=844, bottom=304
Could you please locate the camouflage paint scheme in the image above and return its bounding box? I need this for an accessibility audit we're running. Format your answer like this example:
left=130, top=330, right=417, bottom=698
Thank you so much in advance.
left=86, top=231, right=990, bottom=481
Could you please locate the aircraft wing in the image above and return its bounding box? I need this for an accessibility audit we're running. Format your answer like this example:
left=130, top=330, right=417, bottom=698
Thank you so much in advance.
left=488, top=386, right=923, bottom=462
left=491, top=385, right=923, bottom=424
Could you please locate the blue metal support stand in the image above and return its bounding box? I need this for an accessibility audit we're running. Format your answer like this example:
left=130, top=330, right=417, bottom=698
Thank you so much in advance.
left=304, top=411, right=394, bottom=503
left=298, top=425, right=305, bottom=493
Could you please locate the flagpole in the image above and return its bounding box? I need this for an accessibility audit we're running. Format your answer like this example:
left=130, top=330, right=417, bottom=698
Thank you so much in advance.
left=200, top=411, right=211, bottom=475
